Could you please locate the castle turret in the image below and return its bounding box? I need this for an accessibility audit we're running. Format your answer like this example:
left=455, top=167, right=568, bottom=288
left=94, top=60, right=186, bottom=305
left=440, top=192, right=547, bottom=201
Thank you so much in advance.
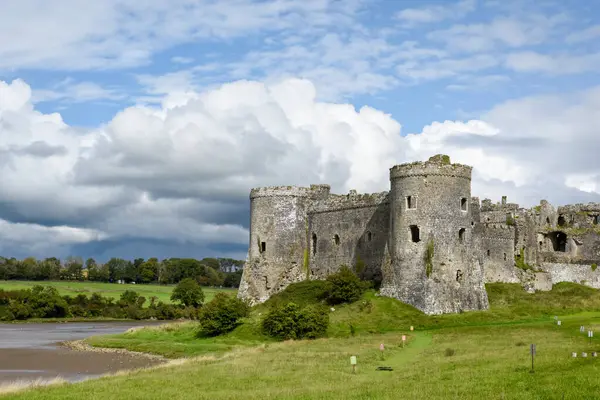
left=238, top=185, right=330, bottom=305
left=380, top=154, right=489, bottom=314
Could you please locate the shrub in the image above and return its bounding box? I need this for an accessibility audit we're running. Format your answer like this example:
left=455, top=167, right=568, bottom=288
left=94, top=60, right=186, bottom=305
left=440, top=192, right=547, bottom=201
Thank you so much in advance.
left=325, top=266, right=365, bottom=305
left=592, top=264, right=598, bottom=272
left=198, top=293, right=249, bottom=336
left=261, top=302, right=329, bottom=340
left=444, top=348, right=455, bottom=357
left=119, top=290, right=140, bottom=306
left=171, top=278, right=205, bottom=307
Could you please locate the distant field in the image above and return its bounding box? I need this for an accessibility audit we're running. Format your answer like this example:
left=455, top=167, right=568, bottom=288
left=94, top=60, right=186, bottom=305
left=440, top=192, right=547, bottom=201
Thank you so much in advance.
left=0, top=281, right=236, bottom=304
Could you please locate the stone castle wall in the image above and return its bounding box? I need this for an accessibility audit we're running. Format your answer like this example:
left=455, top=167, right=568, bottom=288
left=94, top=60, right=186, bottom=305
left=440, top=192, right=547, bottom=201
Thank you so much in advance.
left=307, top=191, right=389, bottom=284
left=238, top=154, right=600, bottom=311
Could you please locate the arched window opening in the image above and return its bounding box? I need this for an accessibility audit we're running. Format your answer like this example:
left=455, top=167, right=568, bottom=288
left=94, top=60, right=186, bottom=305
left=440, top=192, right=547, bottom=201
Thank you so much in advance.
left=367, top=231, right=372, bottom=241
left=406, top=196, right=416, bottom=209
left=458, top=228, right=466, bottom=243
left=312, top=233, right=317, bottom=256
left=334, top=234, right=340, bottom=245
left=548, top=231, right=567, bottom=252
left=460, top=197, right=468, bottom=211
left=546, top=217, right=550, bottom=225
left=410, top=225, right=420, bottom=243
left=558, top=215, right=566, bottom=227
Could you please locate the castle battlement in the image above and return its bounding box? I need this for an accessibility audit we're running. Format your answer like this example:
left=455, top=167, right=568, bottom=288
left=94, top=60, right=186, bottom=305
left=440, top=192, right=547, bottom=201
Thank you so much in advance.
left=239, top=154, right=600, bottom=314
left=249, top=184, right=331, bottom=199
left=389, top=154, right=472, bottom=180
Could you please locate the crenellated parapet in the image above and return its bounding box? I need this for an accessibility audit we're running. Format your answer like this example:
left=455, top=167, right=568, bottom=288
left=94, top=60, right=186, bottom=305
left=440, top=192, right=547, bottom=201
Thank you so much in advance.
left=390, top=154, right=472, bottom=181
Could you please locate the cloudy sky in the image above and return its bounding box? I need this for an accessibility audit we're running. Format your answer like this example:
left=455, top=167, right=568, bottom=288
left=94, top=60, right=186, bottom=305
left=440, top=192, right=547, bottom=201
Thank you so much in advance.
left=1, top=0, right=599, bottom=262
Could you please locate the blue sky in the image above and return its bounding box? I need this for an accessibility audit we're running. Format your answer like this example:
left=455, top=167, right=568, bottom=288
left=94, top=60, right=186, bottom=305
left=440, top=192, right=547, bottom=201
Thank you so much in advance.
left=1, top=0, right=600, bottom=261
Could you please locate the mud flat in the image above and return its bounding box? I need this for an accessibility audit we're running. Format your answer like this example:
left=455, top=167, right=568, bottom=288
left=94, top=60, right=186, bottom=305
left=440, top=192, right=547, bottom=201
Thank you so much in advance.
left=0, top=322, right=166, bottom=384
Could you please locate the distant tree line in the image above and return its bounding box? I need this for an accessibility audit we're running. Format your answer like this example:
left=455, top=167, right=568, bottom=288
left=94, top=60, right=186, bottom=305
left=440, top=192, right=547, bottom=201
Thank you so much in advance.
left=0, top=256, right=244, bottom=288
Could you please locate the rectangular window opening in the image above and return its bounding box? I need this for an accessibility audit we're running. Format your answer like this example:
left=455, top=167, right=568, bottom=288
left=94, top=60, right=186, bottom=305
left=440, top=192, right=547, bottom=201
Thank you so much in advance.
left=407, top=196, right=416, bottom=209
left=460, top=197, right=468, bottom=211
left=410, top=225, right=420, bottom=243
left=261, top=242, right=266, bottom=253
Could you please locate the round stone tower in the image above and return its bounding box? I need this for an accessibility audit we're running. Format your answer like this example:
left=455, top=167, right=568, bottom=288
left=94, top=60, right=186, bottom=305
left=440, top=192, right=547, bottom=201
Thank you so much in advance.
left=238, top=185, right=330, bottom=305
left=380, top=154, right=489, bottom=314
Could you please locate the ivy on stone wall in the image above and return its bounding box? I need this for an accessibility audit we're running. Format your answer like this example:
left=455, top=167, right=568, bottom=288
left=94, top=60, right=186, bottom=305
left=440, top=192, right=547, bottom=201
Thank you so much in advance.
left=425, top=239, right=434, bottom=278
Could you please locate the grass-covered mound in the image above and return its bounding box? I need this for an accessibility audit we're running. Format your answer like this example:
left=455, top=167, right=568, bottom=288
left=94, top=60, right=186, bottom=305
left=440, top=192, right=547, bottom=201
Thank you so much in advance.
left=84, top=280, right=600, bottom=359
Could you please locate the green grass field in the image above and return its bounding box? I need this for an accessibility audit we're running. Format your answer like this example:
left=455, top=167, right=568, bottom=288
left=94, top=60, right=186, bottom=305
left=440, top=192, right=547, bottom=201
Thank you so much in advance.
left=9, top=282, right=600, bottom=399
left=0, top=280, right=236, bottom=304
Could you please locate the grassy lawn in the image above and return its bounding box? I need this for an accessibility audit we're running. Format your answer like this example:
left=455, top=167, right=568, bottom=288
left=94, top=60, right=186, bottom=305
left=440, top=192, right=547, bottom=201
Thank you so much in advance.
left=9, top=282, right=600, bottom=399
left=0, top=280, right=236, bottom=304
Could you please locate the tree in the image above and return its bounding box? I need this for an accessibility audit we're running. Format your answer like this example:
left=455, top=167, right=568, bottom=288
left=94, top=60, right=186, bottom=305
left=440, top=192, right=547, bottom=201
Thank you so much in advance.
left=139, top=258, right=159, bottom=283
left=171, top=278, right=204, bottom=307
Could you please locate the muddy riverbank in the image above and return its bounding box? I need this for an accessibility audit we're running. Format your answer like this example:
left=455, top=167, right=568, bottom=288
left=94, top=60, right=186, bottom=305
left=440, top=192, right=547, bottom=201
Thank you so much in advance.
left=0, top=321, right=166, bottom=384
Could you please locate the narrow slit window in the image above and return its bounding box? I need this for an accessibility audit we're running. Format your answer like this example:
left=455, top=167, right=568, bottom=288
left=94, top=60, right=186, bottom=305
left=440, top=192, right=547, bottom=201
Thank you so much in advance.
left=367, top=231, right=372, bottom=241
left=334, top=234, right=340, bottom=245
left=458, top=228, right=465, bottom=243
left=410, top=225, right=420, bottom=242
left=460, top=198, right=468, bottom=211
left=487, top=249, right=490, bottom=257
left=407, top=196, right=416, bottom=209
left=503, top=253, right=507, bottom=261
left=312, top=233, right=317, bottom=256
left=261, top=242, right=266, bottom=253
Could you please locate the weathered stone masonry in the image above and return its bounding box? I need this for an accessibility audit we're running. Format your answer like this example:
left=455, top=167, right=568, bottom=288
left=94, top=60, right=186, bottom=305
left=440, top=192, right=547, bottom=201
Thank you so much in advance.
left=238, top=155, right=600, bottom=314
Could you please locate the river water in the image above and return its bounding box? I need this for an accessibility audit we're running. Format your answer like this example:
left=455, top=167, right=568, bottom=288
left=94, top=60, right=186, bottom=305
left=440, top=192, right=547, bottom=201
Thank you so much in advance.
left=0, top=321, right=165, bottom=384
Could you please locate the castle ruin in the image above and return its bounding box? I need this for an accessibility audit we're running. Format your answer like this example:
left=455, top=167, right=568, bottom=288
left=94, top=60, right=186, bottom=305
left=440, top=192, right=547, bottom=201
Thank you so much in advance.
left=238, top=155, right=600, bottom=315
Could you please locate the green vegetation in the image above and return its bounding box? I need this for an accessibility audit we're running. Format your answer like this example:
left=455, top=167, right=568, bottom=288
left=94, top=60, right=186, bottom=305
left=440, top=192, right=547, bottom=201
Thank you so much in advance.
left=12, top=281, right=600, bottom=399
left=506, top=214, right=515, bottom=226
left=425, top=239, right=434, bottom=277
left=198, top=293, right=250, bottom=337
left=441, top=154, right=451, bottom=165
left=261, top=302, right=329, bottom=340
left=515, top=248, right=534, bottom=271
left=0, top=280, right=234, bottom=304
left=324, top=266, right=366, bottom=305
left=592, top=264, right=598, bottom=272
left=171, top=278, right=205, bottom=307
left=0, top=256, right=243, bottom=288
left=0, top=284, right=211, bottom=322
left=533, top=205, right=542, bottom=213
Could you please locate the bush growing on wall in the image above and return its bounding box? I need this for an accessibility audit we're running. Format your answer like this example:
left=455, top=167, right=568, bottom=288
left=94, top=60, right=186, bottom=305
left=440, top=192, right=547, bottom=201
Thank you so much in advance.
left=198, top=293, right=250, bottom=336
left=261, top=302, right=329, bottom=340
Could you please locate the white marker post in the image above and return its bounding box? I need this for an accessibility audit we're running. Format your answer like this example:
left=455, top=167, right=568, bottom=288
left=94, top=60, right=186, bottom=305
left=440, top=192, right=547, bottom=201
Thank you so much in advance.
left=402, top=335, right=406, bottom=348
left=558, top=320, right=562, bottom=326
left=380, top=343, right=385, bottom=360
left=410, top=326, right=414, bottom=331
left=589, top=330, right=594, bottom=344
left=350, top=356, right=357, bottom=374
left=581, top=326, right=585, bottom=333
